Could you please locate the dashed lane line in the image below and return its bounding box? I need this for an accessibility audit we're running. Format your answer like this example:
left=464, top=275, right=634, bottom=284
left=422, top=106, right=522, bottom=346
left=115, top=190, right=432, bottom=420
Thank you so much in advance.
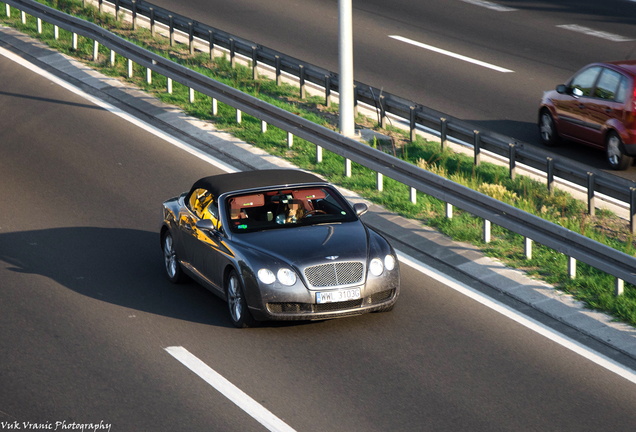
left=389, top=35, right=514, bottom=73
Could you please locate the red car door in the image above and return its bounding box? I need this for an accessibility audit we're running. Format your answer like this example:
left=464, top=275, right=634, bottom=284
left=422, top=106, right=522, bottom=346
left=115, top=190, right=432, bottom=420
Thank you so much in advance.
left=556, top=66, right=602, bottom=142
left=585, top=68, right=629, bottom=148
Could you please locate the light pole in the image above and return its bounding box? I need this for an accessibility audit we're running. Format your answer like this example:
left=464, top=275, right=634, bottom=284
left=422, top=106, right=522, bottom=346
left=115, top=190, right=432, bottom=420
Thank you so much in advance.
left=338, top=0, right=355, bottom=137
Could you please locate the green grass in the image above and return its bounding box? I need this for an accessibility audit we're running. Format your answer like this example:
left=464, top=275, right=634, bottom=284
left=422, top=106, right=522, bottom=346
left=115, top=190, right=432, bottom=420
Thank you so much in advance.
left=3, top=0, right=636, bottom=326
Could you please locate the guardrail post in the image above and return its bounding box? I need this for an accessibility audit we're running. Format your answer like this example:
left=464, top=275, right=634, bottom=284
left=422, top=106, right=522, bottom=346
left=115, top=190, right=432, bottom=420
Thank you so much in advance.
left=547, top=157, right=554, bottom=194
left=127, top=58, right=133, bottom=78
left=98, top=0, right=103, bottom=14
left=524, top=237, right=532, bottom=259
left=483, top=219, right=491, bottom=243
left=21, top=11, right=26, bottom=25
left=115, top=0, right=120, bottom=20
left=325, top=76, right=331, bottom=107
left=445, top=203, right=453, bottom=219
left=316, top=146, right=323, bottom=163
left=345, top=159, right=351, bottom=177
left=275, top=56, right=281, bottom=86
left=209, top=31, right=215, bottom=60
left=54, top=26, right=59, bottom=40
left=236, top=109, right=241, bottom=124
left=188, top=22, right=194, bottom=55
left=287, top=132, right=293, bottom=148
left=93, top=40, right=99, bottom=62
left=587, top=172, right=595, bottom=216
left=167, top=78, right=172, bottom=94
left=37, top=17, right=42, bottom=34
left=380, top=96, right=387, bottom=129
left=509, top=143, right=516, bottom=180
left=169, top=16, right=174, bottom=47
left=377, top=172, right=383, bottom=192
left=150, top=8, right=155, bottom=37
left=615, top=278, right=624, bottom=296
left=473, top=130, right=481, bottom=166
left=252, top=47, right=258, bottom=80
left=132, top=1, right=137, bottom=30
left=299, top=65, right=306, bottom=99
left=440, top=118, right=447, bottom=151
left=410, top=187, right=416, bottom=204
left=230, top=38, right=236, bottom=68
left=261, top=120, right=267, bottom=133
left=211, top=98, right=217, bottom=115
left=110, top=49, right=115, bottom=66
left=409, top=106, right=416, bottom=142
left=630, top=187, right=636, bottom=235
left=189, top=88, right=195, bottom=104
left=146, top=66, right=152, bottom=84
left=6, top=4, right=10, bottom=18
left=568, top=256, right=576, bottom=279
left=72, top=33, right=78, bottom=51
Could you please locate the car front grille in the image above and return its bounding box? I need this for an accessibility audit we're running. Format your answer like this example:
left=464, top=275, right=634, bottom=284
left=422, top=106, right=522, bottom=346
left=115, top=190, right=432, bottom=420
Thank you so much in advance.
left=304, top=261, right=364, bottom=288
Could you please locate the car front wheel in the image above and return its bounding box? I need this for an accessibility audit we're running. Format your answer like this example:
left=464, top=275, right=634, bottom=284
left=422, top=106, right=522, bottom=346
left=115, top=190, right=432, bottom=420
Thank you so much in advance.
left=606, top=131, right=633, bottom=170
left=539, top=110, right=559, bottom=147
left=163, top=231, right=185, bottom=283
left=226, top=270, right=257, bottom=328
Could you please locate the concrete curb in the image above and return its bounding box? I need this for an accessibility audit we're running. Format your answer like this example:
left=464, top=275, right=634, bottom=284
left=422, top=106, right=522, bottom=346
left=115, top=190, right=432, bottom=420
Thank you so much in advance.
left=2, top=24, right=635, bottom=360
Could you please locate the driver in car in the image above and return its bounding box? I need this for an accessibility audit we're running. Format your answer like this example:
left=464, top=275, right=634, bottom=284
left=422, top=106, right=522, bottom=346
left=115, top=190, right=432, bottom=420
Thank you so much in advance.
left=276, top=199, right=305, bottom=224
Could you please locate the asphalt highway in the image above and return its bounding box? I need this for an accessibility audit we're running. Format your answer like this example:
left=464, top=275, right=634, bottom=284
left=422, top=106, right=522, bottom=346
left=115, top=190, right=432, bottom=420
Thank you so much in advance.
left=145, top=0, right=636, bottom=180
left=2, top=44, right=636, bottom=430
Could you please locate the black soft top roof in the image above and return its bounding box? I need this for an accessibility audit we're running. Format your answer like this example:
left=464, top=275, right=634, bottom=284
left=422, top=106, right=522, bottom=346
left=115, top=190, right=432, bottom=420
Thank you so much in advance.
left=189, top=169, right=325, bottom=198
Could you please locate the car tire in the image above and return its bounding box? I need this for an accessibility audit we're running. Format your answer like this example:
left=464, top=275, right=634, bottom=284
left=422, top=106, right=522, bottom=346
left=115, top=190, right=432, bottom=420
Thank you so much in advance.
left=539, top=109, right=559, bottom=147
left=226, top=270, right=257, bottom=328
left=163, top=231, right=185, bottom=283
left=606, top=131, right=633, bottom=171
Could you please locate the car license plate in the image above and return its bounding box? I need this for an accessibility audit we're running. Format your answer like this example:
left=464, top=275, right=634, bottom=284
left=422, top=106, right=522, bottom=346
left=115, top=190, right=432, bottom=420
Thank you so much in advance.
left=316, top=288, right=361, bottom=304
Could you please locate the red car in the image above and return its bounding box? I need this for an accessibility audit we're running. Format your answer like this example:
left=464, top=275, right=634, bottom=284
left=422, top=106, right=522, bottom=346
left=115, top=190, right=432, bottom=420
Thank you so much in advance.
left=539, top=61, right=636, bottom=170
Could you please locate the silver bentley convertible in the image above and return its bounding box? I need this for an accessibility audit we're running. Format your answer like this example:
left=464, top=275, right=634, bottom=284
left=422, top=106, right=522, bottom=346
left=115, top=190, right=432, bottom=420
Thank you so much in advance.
left=160, top=169, right=400, bottom=327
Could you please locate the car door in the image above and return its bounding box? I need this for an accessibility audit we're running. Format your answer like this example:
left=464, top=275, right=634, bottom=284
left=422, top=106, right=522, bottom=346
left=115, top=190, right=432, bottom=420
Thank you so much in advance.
left=556, top=66, right=602, bottom=142
left=585, top=68, right=628, bottom=148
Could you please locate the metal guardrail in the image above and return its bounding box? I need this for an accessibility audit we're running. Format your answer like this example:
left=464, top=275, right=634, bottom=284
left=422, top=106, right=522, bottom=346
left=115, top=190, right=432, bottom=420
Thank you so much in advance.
left=5, top=0, right=636, bottom=289
left=100, top=0, right=636, bottom=214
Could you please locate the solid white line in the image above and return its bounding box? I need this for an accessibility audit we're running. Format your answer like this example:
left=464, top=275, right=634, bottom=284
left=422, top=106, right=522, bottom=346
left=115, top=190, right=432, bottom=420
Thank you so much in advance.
left=395, top=250, right=636, bottom=385
left=0, top=46, right=239, bottom=174
left=389, top=35, right=514, bottom=73
left=557, top=24, right=634, bottom=42
left=460, top=0, right=517, bottom=12
left=165, top=346, right=296, bottom=432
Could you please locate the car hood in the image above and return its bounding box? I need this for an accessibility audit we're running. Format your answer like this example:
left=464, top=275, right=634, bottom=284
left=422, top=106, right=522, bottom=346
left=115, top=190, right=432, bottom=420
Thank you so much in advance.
left=234, top=222, right=368, bottom=266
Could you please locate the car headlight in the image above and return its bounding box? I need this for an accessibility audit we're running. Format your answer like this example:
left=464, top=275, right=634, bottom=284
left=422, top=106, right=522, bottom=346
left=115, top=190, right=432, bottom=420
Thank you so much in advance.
left=384, top=254, right=396, bottom=271
left=277, top=268, right=297, bottom=286
left=369, top=258, right=384, bottom=276
left=258, top=269, right=276, bottom=284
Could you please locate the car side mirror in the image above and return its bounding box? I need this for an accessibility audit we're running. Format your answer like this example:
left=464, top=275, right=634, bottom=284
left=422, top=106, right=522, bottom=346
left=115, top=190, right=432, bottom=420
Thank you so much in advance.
left=556, top=84, right=567, bottom=94
left=353, top=202, right=368, bottom=216
left=196, top=219, right=217, bottom=231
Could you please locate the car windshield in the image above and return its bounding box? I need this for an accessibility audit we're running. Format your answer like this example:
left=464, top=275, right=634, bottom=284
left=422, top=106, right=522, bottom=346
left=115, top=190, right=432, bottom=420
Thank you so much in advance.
left=226, top=186, right=357, bottom=233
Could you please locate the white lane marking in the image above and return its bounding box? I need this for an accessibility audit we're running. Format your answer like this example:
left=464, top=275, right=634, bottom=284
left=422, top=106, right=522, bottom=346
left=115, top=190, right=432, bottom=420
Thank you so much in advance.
left=396, top=250, right=636, bottom=385
left=389, top=35, right=514, bottom=73
left=0, top=46, right=239, bottom=174
left=165, top=346, right=296, bottom=432
left=460, top=0, right=517, bottom=12
left=557, top=24, right=634, bottom=42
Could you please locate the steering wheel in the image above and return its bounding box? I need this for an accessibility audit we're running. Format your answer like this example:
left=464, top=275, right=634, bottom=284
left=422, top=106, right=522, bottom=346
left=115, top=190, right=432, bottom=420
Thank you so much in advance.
left=302, top=210, right=327, bottom=218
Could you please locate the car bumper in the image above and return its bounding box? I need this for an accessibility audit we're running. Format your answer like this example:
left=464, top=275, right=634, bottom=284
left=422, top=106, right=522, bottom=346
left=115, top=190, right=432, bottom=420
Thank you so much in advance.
left=248, top=275, right=400, bottom=321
